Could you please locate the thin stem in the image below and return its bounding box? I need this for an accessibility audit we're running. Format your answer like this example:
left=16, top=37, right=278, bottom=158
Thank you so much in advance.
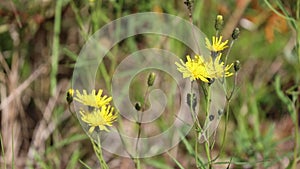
left=116, top=127, right=135, bottom=160
left=69, top=0, right=88, bottom=40
left=212, top=72, right=238, bottom=162
left=205, top=85, right=211, bottom=116
left=11, top=127, right=15, bottom=169
left=190, top=82, right=200, bottom=168
left=227, top=71, right=238, bottom=101
left=0, top=132, right=6, bottom=169
left=68, top=104, right=76, bottom=119
left=51, top=0, right=63, bottom=96
left=224, top=40, right=234, bottom=68
left=190, top=82, right=202, bottom=130
left=297, top=5, right=300, bottom=75
left=294, top=1, right=300, bottom=166
left=292, top=95, right=299, bottom=169
left=297, top=0, right=300, bottom=20
left=136, top=86, right=149, bottom=152
left=204, top=85, right=212, bottom=168
left=216, top=30, right=219, bottom=37
left=205, top=141, right=212, bottom=168
left=188, top=81, right=203, bottom=168
left=92, top=136, right=109, bottom=169
left=185, top=0, right=201, bottom=54
left=264, top=0, right=295, bottom=21
left=195, top=131, right=199, bottom=168
left=135, top=85, right=150, bottom=169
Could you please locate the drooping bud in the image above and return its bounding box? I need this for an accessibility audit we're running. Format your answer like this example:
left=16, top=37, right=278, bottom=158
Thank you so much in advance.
left=147, top=72, right=156, bottom=87
left=215, top=15, right=224, bottom=31
left=184, top=0, right=193, bottom=11
left=218, top=109, right=224, bottom=116
left=209, top=114, right=215, bottom=121
left=66, top=89, right=74, bottom=104
left=232, top=28, right=240, bottom=40
left=234, top=60, right=241, bottom=72
left=208, top=78, right=215, bottom=86
left=135, top=102, right=142, bottom=111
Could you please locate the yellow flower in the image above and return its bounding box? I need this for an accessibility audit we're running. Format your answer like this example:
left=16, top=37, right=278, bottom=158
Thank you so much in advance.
left=175, top=55, right=210, bottom=82
left=74, top=89, right=112, bottom=108
left=205, top=53, right=233, bottom=79
left=205, top=36, right=228, bottom=52
left=80, top=106, right=118, bottom=133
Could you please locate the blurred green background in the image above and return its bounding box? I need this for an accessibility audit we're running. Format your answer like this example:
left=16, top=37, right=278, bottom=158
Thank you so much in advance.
left=0, top=0, right=299, bottom=168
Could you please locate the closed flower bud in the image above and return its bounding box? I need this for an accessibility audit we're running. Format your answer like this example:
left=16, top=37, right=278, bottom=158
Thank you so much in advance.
left=215, top=15, right=224, bottom=31
left=66, top=89, right=74, bottom=104
left=147, top=72, right=156, bottom=87
left=218, top=109, right=224, bottom=116
left=234, top=60, right=240, bottom=72
left=232, top=28, right=240, bottom=40
left=135, top=102, right=142, bottom=111
left=209, top=115, right=215, bottom=121
left=184, top=0, right=192, bottom=10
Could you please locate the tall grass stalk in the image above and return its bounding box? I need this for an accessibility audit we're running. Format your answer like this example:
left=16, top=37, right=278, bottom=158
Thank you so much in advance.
left=89, top=0, right=111, bottom=92
left=0, top=132, right=6, bottom=169
left=51, top=0, right=63, bottom=96
left=11, top=127, right=15, bottom=169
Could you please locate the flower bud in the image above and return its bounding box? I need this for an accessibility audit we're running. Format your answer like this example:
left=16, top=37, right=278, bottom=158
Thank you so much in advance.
left=215, top=15, right=224, bottom=31
left=66, top=89, right=74, bottom=104
left=232, top=28, right=240, bottom=40
left=184, top=0, right=192, bottom=10
left=147, top=72, right=156, bottom=87
left=218, top=109, right=224, bottom=116
left=209, top=115, right=215, bottom=121
left=208, top=78, right=215, bottom=85
left=234, top=60, right=240, bottom=72
left=135, top=102, right=142, bottom=111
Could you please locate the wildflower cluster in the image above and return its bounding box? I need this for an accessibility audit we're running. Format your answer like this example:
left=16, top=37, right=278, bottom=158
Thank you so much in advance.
left=175, top=13, right=240, bottom=168
left=67, top=89, right=118, bottom=133
left=175, top=35, right=233, bottom=82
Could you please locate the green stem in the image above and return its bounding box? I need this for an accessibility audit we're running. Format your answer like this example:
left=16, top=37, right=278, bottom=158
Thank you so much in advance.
left=205, top=85, right=212, bottom=168
left=11, top=127, right=15, bottom=169
left=186, top=0, right=201, bottom=54
left=205, top=85, right=211, bottom=116
left=190, top=82, right=202, bottom=130
left=92, top=136, right=109, bottom=169
left=294, top=1, right=300, bottom=167
left=292, top=96, right=299, bottom=169
left=224, top=40, right=234, bottom=69
left=0, top=132, right=6, bottom=169
left=195, top=131, right=199, bottom=168
left=297, top=0, right=300, bottom=20
left=135, top=85, right=150, bottom=169
left=212, top=99, right=230, bottom=163
left=70, top=0, right=88, bottom=40
left=51, top=0, right=63, bottom=96
left=205, top=141, right=212, bottom=168
left=189, top=81, right=203, bottom=168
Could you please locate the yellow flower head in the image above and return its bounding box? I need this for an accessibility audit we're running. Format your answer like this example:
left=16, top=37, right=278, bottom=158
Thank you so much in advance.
left=205, top=53, right=233, bottom=79
left=205, top=36, right=228, bottom=52
left=175, top=55, right=210, bottom=82
left=75, top=89, right=112, bottom=108
left=80, top=106, right=118, bottom=133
